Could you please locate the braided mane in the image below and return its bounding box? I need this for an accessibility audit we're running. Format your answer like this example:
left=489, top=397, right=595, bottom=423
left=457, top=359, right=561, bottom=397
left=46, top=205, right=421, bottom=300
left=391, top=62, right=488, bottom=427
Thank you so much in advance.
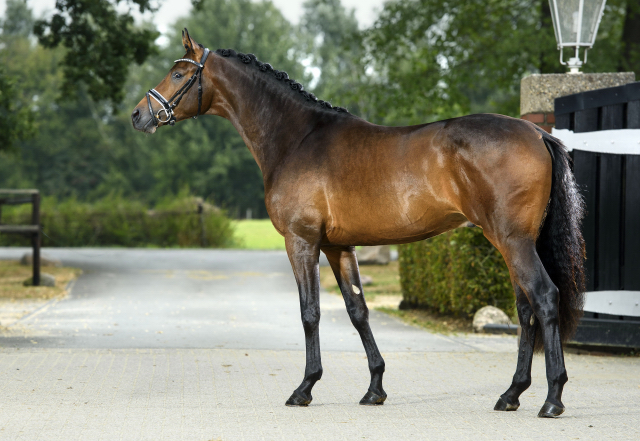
left=215, top=49, right=349, bottom=114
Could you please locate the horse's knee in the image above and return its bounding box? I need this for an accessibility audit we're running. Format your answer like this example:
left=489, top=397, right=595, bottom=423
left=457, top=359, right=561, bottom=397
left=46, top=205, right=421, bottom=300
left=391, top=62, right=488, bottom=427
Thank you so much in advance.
left=347, top=305, right=369, bottom=329
left=301, top=309, right=320, bottom=331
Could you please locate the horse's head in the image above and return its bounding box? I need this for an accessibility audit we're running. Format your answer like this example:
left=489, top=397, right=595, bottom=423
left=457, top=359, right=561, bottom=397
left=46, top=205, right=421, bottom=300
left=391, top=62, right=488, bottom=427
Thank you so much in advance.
left=131, top=28, right=212, bottom=134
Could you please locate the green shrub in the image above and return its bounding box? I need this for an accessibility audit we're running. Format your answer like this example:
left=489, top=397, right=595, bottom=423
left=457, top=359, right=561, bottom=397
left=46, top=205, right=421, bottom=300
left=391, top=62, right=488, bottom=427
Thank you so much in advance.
left=0, top=193, right=236, bottom=248
left=399, top=228, right=515, bottom=317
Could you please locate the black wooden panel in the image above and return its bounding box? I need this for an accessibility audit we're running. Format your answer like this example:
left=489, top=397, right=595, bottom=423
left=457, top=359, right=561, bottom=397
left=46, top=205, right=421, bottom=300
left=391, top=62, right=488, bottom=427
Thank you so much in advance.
left=598, top=154, right=623, bottom=290
left=588, top=86, right=627, bottom=108
left=555, top=93, right=583, bottom=116
left=625, top=155, right=640, bottom=290
left=572, top=318, right=640, bottom=348
left=600, top=104, right=625, bottom=130
left=628, top=100, right=640, bottom=128
left=555, top=113, right=571, bottom=130
left=573, top=150, right=598, bottom=291
left=574, top=108, right=598, bottom=133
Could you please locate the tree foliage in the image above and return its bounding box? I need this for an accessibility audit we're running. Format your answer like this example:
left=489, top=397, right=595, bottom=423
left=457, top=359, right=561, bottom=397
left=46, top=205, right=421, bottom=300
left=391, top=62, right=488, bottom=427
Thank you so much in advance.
left=0, top=67, right=35, bottom=151
left=298, top=0, right=367, bottom=114
left=0, top=0, right=33, bottom=37
left=0, top=0, right=36, bottom=151
left=364, top=0, right=636, bottom=124
left=33, top=0, right=159, bottom=108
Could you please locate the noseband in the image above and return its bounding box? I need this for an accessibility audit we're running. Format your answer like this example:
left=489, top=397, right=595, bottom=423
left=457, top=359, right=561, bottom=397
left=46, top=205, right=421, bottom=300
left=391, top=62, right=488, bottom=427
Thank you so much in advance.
left=146, top=48, right=210, bottom=127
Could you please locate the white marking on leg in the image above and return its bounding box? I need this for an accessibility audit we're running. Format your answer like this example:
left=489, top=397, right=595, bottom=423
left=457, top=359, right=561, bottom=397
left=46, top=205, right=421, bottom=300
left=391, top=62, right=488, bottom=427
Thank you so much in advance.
left=352, top=284, right=361, bottom=295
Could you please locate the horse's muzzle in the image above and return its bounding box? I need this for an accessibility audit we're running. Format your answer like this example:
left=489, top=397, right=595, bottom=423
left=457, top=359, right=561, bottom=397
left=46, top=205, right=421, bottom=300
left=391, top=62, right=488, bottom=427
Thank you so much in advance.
left=131, top=107, right=157, bottom=134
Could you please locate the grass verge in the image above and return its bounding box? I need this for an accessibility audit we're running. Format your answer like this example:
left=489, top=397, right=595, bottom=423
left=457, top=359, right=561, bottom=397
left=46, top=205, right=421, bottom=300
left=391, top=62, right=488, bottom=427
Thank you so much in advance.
left=319, top=261, right=402, bottom=301
left=232, top=219, right=285, bottom=250
left=0, top=260, right=81, bottom=300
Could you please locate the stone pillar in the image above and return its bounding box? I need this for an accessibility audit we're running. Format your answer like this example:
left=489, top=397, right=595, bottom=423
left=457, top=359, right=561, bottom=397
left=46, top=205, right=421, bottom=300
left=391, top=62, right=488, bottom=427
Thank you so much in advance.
left=520, top=73, right=636, bottom=132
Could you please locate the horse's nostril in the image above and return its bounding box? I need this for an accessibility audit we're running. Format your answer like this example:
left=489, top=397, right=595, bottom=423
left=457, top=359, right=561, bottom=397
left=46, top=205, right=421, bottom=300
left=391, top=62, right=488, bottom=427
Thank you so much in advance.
left=132, top=108, right=141, bottom=123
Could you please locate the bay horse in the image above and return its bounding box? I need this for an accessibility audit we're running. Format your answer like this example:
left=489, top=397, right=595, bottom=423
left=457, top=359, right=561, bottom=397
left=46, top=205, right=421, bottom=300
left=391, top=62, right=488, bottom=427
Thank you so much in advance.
left=132, top=29, right=585, bottom=418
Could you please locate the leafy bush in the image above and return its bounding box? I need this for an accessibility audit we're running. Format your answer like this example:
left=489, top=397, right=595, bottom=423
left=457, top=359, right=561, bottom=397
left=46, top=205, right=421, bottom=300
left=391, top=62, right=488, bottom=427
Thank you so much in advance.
left=399, top=228, right=515, bottom=317
left=0, top=193, right=235, bottom=248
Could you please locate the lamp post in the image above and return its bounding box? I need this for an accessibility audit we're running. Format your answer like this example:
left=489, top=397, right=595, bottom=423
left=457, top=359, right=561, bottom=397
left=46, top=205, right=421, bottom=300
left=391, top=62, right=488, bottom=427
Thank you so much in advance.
left=549, top=0, right=607, bottom=74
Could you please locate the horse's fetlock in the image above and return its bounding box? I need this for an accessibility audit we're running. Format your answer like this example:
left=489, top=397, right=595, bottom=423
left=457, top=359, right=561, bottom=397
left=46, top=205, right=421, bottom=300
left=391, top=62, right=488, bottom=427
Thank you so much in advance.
left=371, top=360, right=385, bottom=375
left=306, top=368, right=323, bottom=382
left=512, top=377, right=531, bottom=392
left=558, top=370, right=568, bottom=386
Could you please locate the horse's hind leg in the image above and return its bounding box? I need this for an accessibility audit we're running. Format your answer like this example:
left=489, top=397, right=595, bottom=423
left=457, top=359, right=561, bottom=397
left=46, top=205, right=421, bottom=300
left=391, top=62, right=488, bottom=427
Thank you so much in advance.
left=494, top=285, right=537, bottom=411
left=498, top=238, right=567, bottom=417
left=322, top=246, right=386, bottom=405
left=284, top=234, right=323, bottom=407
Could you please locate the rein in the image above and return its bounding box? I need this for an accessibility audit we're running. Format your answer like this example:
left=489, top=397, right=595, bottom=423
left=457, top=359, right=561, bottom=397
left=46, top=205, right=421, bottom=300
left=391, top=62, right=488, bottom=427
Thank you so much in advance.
left=146, top=47, right=210, bottom=127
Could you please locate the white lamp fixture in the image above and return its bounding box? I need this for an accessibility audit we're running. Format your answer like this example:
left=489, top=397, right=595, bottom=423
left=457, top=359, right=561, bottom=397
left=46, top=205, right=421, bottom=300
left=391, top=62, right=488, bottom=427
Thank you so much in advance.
left=549, top=0, right=607, bottom=73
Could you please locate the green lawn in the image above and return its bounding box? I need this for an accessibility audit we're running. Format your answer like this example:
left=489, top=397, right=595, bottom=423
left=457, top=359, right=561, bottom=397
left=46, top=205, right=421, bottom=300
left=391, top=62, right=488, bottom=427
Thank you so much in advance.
left=232, top=219, right=285, bottom=250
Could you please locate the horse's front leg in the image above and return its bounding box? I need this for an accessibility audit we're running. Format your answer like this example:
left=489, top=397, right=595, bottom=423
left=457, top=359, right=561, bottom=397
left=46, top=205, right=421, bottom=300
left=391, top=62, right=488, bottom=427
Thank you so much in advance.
left=284, top=233, right=323, bottom=406
left=322, top=245, right=387, bottom=405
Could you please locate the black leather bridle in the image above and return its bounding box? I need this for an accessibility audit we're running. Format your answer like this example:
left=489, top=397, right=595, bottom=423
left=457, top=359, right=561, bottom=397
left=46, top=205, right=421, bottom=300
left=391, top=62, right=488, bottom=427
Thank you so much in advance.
left=146, top=47, right=211, bottom=127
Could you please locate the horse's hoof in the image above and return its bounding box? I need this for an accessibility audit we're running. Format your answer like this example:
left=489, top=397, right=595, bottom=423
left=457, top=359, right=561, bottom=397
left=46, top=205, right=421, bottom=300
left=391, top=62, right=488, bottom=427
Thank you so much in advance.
left=537, top=401, right=565, bottom=418
left=359, top=389, right=387, bottom=405
left=494, top=397, right=519, bottom=411
left=285, top=391, right=312, bottom=407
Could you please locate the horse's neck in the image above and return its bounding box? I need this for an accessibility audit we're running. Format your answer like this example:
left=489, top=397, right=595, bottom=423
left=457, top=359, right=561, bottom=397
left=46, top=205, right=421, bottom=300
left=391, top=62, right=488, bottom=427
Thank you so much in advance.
left=210, top=59, right=320, bottom=177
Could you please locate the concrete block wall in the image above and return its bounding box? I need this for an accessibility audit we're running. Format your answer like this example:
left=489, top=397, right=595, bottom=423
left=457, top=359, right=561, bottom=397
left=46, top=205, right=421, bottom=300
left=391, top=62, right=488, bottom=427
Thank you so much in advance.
left=520, top=72, right=636, bottom=132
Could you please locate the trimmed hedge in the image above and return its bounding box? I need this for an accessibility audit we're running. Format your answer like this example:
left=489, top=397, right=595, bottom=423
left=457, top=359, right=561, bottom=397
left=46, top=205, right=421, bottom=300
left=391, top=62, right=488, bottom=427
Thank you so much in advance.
left=0, top=194, right=235, bottom=248
left=399, top=228, right=515, bottom=317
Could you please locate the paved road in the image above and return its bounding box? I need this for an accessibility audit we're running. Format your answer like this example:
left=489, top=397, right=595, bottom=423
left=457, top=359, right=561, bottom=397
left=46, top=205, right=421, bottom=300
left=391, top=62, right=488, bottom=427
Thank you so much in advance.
left=0, top=248, right=514, bottom=352
left=0, top=248, right=637, bottom=441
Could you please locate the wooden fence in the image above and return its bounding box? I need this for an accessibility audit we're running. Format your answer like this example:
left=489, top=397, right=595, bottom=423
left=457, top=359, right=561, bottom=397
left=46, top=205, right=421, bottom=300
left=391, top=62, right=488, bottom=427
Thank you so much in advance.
left=0, top=189, right=41, bottom=286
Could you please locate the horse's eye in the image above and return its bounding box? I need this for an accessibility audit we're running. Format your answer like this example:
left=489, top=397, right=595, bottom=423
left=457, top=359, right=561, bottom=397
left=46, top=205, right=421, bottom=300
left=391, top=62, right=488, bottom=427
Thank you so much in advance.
left=173, top=72, right=183, bottom=80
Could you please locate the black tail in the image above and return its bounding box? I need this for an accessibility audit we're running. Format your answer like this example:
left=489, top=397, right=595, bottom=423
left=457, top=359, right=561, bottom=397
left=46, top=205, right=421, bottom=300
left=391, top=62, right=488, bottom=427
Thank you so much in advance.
left=534, top=128, right=586, bottom=352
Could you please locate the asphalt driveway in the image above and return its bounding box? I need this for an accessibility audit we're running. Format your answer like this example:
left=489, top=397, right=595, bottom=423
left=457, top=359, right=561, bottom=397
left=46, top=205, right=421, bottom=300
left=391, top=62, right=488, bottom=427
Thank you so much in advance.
left=0, top=248, right=637, bottom=441
left=0, top=248, right=515, bottom=352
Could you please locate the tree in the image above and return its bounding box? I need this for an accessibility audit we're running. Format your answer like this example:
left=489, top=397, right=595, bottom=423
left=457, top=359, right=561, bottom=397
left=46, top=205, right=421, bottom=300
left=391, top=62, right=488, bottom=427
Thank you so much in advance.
left=0, top=67, right=35, bottom=151
left=0, top=0, right=35, bottom=151
left=363, top=0, right=636, bottom=124
left=33, top=0, right=159, bottom=108
left=621, top=0, right=640, bottom=74
left=0, top=0, right=33, bottom=37
left=298, top=0, right=367, bottom=114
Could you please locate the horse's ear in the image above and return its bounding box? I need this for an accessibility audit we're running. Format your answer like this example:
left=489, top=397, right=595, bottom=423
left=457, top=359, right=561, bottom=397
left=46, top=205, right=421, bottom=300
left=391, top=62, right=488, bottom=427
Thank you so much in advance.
left=182, top=28, right=196, bottom=54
